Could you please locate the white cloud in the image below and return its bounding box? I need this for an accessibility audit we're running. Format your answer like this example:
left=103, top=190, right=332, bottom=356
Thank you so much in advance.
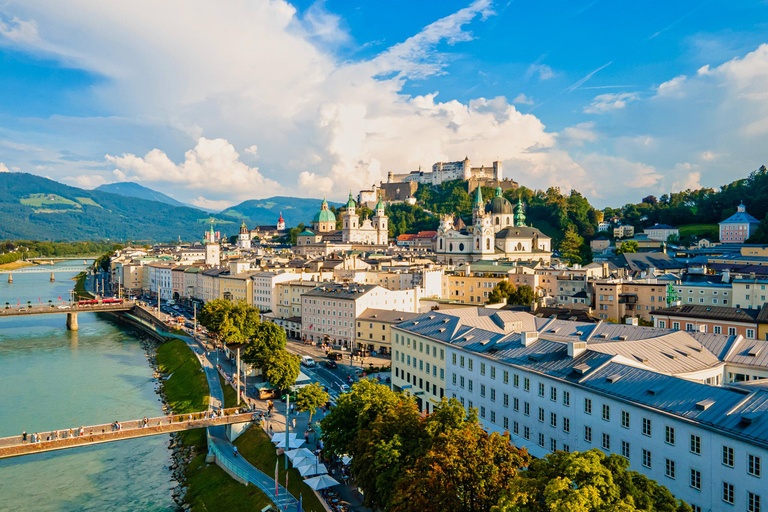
left=656, top=75, right=687, bottom=97
left=190, top=196, right=234, bottom=211
left=584, top=92, right=639, bottom=114
left=512, top=93, right=534, bottom=105
left=106, top=137, right=282, bottom=196
left=560, top=122, right=597, bottom=146
left=63, top=173, right=107, bottom=188
left=671, top=168, right=701, bottom=192
left=244, top=145, right=258, bottom=157
left=0, top=162, right=9, bottom=173
left=526, top=63, right=556, bottom=81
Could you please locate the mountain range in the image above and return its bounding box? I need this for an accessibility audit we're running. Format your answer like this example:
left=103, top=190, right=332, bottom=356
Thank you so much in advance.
left=0, top=173, right=335, bottom=241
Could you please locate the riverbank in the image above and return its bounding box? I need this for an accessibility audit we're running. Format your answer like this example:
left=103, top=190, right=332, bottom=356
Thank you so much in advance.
left=155, top=338, right=273, bottom=511
left=72, top=271, right=93, bottom=300
left=0, top=260, right=32, bottom=270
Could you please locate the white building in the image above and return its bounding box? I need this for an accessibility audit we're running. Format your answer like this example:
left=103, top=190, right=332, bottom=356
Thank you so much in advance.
left=341, top=194, right=388, bottom=245
left=644, top=224, right=679, bottom=242
left=251, top=271, right=300, bottom=312
left=392, top=308, right=768, bottom=512
left=237, top=221, right=252, bottom=250
left=301, top=283, right=420, bottom=347
left=147, top=263, right=174, bottom=300
left=387, top=158, right=502, bottom=186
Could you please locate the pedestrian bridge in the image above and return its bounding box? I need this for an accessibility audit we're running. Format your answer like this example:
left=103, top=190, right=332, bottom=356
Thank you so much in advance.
left=0, top=302, right=134, bottom=317
left=0, top=267, right=86, bottom=274
left=0, top=408, right=256, bottom=459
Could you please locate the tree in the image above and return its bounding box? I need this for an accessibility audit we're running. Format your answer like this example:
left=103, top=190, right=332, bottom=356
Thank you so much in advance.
left=493, top=449, right=691, bottom=512
left=487, top=280, right=516, bottom=305
left=320, top=379, right=404, bottom=457
left=509, top=284, right=535, bottom=306
left=242, top=321, right=287, bottom=368
left=261, top=350, right=300, bottom=392
left=198, top=299, right=232, bottom=336
left=616, top=240, right=639, bottom=255
left=559, top=226, right=584, bottom=265
left=391, top=423, right=529, bottom=512
left=294, top=382, right=329, bottom=423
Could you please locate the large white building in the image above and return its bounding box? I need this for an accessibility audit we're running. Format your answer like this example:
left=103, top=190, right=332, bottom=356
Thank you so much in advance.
left=387, top=157, right=502, bottom=186
left=433, top=187, right=551, bottom=264
left=341, top=194, right=388, bottom=245
left=251, top=271, right=300, bottom=312
left=392, top=308, right=768, bottom=512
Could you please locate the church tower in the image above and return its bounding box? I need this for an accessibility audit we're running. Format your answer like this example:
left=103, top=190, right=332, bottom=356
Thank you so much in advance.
left=342, top=192, right=359, bottom=243
left=472, top=186, right=484, bottom=224
left=372, top=195, right=388, bottom=245
left=237, top=220, right=251, bottom=249
left=277, top=212, right=285, bottom=231
left=514, top=199, right=526, bottom=227
left=473, top=208, right=494, bottom=256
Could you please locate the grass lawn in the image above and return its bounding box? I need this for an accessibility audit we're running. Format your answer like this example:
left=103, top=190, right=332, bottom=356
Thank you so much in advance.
left=220, top=374, right=239, bottom=409
left=679, top=223, right=718, bottom=239
left=20, top=193, right=81, bottom=208
left=72, top=272, right=94, bottom=300
left=234, top=427, right=327, bottom=512
left=156, top=339, right=210, bottom=414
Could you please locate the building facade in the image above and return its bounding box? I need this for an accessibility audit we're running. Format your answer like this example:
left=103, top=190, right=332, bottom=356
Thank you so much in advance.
left=720, top=203, right=760, bottom=243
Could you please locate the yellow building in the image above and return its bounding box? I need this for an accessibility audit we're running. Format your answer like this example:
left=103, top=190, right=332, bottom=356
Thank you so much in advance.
left=355, top=308, right=420, bottom=355
left=594, top=279, right=668, bottom=321
left=219, top=273, right=254, bottom=305
left=274, top=280, right=319, bottom=320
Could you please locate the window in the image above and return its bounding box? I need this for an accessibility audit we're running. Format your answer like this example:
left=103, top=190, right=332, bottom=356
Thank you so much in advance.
left=480, top=406, right=486, bottom=418
left=452, top=353, right=457, bottom=365
left=749, top=454, right=762, bottom=477
left=502, top=393, right=508, bottom=407
left=723, top=445, right=734, bottom=467
left=563, top=444, right=571, bottom=452
left=503, top=416, right=509, bottom=430
left=539, top=382, right=545, bottom=397
left=665, top=425, right=675, bottom=445
left=491, top=389, right=496, bottom=402
left=513, top=374, right=519, bottom=387
left=491, top=367, right=496, bottom=380
left=523, top=377, right=530, bottom=391
left=690, top=434, right=701, bottom=455
left=503, top=370, right=509, bottom=384
left=621, top=440, right=630, bottom=459
left=513, top=397, right=518, bottom=411
left=665, top=459, right=676, bottom=479
left=640, top=448, right=651, bottom=468
left=729, top=327, right=737, bottom=336
left=480, top=384, right=486, bottom=397
left=584, top=398, right=592, bottom=414
left=584, top=426, right=592, bottom=443
left=748, top=329, right=756, bottom=338
left=602, top=433, right=611, bottom=451
left=538, top=407, right=545, bottom=423
left=490, top=411, right=496, bottom=423
left=563, top=417, right=570, bottom=433
left=468, top=358, right=473, bottom=371
left=639, top=418, right=653, bottom=438
left=563, top=391, right=570, bottom=406
left=621, top=410, right=630, bottom=428
left=691, top=506, right=701, bottom=512
left=468, top=380, right=473, bottom=392
left=722, top=482, right=734, bottom=505
left=524, top=426, right=530, bottom=440
left=550, top=438, right=557, bottom=452
left=460, top=356, right=465, bottom=367
left=690, top=469, right=701, bottom=490
left=714, top=325, right=722, bottom=334
left=550, top=412, right=557, bottom=428
left=749, top=492, right=761, bottom=512
left=550, top=387, right=557, bottom=402
left=513, top=421, right=518, bottom=435
left=602, top=404, right=610, bottom=421
left=524, top=402, right=530, bottom=416
left=538, top=433, right=545, bottom=447
left=480, top=362, right=486, bottom=375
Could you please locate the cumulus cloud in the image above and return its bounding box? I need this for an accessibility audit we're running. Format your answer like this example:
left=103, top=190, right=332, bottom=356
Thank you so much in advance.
left=560, top=122, right=598, bottom=146
left=64, top=173, right=107, bottom=188
left=107, top=137, right=282, bottom=195
left=656, top=75, right=687, bottom=97
left=190, top=196, right=234, bottom=211
left=584, top=92, right=639, bottom=114
left=0, top=162, right=9, bottom=172
left=512, top=93, right=534, bottom=105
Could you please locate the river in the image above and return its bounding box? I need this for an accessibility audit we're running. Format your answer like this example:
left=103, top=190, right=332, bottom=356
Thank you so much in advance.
left=0, top=261, right=177, bottom=511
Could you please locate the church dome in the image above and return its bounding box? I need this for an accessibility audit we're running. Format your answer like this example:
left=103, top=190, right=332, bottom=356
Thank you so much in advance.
left=312, top=198, right=337, bottom=223
left=346, top=192, right=357, bottom=210
left=485, top=187, right=513, bottom=215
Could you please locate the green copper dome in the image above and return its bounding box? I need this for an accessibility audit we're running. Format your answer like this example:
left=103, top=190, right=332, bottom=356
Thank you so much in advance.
left=514, top=199, right=526, bottom=226
left=495, top=186, right=503, bottom=197
left=375, top=195, right=384, bottom=210
left=312, top=198, right=337, bottom=223
left=346, top=192, right=357, bottom=209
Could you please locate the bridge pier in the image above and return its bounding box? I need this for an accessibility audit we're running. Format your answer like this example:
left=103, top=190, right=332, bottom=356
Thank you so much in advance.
left=66, top=312, right=78, bottom=331
left=7, top=273, right=11, bottom=283
left=50, top=271, right=55, bottom=282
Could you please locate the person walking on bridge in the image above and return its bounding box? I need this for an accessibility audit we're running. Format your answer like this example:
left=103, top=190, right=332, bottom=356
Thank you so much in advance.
left=22, top=431, right=27, bottom=443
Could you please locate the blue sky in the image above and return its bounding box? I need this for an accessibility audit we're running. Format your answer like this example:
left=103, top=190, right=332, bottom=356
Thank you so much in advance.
left=0, top=0, right=767, bottom=209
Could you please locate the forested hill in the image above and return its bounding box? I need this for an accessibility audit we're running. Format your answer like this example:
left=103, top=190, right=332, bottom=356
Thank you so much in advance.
left=0, top=172, right=231, bottom=242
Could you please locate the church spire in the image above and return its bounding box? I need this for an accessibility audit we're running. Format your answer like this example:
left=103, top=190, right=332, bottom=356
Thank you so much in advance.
left=474, top=186, right=483, bottom=206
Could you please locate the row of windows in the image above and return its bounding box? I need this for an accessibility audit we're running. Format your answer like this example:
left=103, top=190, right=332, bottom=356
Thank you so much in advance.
left=398, top=352, right=446, bottom=380
left=395, top=334, right=445, bottom=360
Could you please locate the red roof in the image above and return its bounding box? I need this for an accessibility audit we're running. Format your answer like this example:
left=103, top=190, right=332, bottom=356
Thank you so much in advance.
left=397, top=234, right=416, bottom=241
left=415, top=231, right=437, bottom=239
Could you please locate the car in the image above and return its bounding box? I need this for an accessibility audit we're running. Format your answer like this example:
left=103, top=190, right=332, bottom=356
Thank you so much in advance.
left=324, top=360, right=337, bottom=369
left=339, top=384, right=350, bottom=393
left=327, top=352, right=343, bottom=361
left=300, top=355, right=316, bottom=367
left=58, top=305, right=70, bottom=309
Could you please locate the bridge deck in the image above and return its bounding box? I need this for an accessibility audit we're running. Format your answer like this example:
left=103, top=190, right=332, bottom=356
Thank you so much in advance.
left=0, top=408, right=255, bottom=459
left=0, top=302, right=135, bottom=317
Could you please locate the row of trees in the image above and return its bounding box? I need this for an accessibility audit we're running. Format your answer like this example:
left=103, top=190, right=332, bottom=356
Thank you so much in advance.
left=1, top=240, right=122, bottom=260
left=320, top=381, right=690, bottom=512
left=198, top=299, right=300, bottom=391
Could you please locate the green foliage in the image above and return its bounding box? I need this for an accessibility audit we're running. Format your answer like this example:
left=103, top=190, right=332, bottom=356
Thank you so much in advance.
left=493, top=449, right=691, bottom=512
left=510, top=284, right=535, bottom=306
left=616, top=240, right=639, bottom=255
left=559, top=226, right=585, bottom=265
left=285, top=222, right=305, bottom=244
left=261, top=350, right=300, bottom=392
left=198, top=299, right=260, bottom=341
left=242, top=321, right=287, bottom=368
left=488, top=280, right=516, bottom=305
left=294, top=382, right=330, bottom=422
left=0, top=252, right=22, bottom=265
left=385, top=203, right=439, bottom=237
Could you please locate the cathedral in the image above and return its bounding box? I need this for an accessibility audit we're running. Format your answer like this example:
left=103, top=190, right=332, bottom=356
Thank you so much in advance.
left=433, top=186, right=552, bottom=265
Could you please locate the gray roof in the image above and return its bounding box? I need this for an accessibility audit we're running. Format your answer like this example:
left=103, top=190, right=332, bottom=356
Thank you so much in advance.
left=357, top=308, right=421, bottom=324
left=720, top=211, right=760, bottom=225
left=495, top=226, right=550, bottom=240
left=651, top=304, right=760, bottom=323
left=303, top=283, right=377, bottom=299
left=614, top=252, right=687, bottom=271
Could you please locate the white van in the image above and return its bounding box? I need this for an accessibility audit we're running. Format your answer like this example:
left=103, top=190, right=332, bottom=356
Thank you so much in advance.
left=300, top=355, right=316, bottom=367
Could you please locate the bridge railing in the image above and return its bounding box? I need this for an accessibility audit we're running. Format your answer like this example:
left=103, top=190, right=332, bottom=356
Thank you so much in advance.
left=0, top=302, right=135, bottom=315
left=0, top=407, right=250, bottom=448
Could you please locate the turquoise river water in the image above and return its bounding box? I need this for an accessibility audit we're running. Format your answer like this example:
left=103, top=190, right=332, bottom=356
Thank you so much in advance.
left=0, top=261, right=177, bottom=511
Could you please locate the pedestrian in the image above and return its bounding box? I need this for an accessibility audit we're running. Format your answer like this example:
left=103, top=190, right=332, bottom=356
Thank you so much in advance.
left=233, top=446, right=238, bottom=457
left=68, top=428, right=73, bottom=438
left=292, top=418, right=297, bottom=429
left=79, top=426, right=85, bottom=436
left=22, top=431, right=27, bottom=443
left=269, top=424, right=274, bottom=436
left=304, top=430, right=309, bottom=443
left=290, top=404, right=295, bottom=415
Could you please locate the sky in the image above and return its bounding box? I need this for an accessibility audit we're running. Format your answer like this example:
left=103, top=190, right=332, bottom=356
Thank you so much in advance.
left=0, top=0, right=767, bottom=210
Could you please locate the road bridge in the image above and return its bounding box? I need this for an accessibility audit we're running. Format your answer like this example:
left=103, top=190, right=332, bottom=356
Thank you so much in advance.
left=0, top=266, right=87, bottom=274
left=0, top=301, right=135, bottom=330
left=0, top=408, right=255, bottom=460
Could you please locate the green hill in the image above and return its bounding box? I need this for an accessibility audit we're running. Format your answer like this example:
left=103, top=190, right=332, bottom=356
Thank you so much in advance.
left=0, top=173, right=233, bottom=242
left=220, top=196, right=342, bottom=227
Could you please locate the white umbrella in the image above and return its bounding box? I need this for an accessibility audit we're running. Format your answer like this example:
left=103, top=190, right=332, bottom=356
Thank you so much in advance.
left=291, top=455, right=317, bottom=468
left=303, top=474, right=340, bottom=490
left=272, top=432, right=301, bottom=444
left=296, top=462, right=328, bottom=477
left=341, top=454, right=352, bottom=465
left=275, top=438, right=305, bottom=449
left=284, top=448, right=315, bottom=461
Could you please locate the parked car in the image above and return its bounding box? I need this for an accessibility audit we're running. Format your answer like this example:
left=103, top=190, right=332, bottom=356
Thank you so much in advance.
left=324, top=360, right=337, bottom=369
left=339, top=384, right=350, bottom=393
left=300, top=355, right=316, bottom=367
left=327, top=352, right=343, bottom=361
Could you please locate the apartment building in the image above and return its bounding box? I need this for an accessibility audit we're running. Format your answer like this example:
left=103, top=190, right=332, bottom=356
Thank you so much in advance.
left=301, top=283, right=419, bottom=347
left=443, top=261, right=522, bottom=305
left=147, top=263, right=175, bottom=300
left=674, top=276, right=731, bottom=306
left=355, top=308, right=420, bottom=355
left=392, top=308, right=768, bottom=512
left=652, top=305, right=760, bottom=340
left=732, top=278, right=768, bottom=309
left=594, top=279, right=669, bottom=321
left=219, top=272, right=255, bottom=305
left=251, top=271, right=299, bottom=312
